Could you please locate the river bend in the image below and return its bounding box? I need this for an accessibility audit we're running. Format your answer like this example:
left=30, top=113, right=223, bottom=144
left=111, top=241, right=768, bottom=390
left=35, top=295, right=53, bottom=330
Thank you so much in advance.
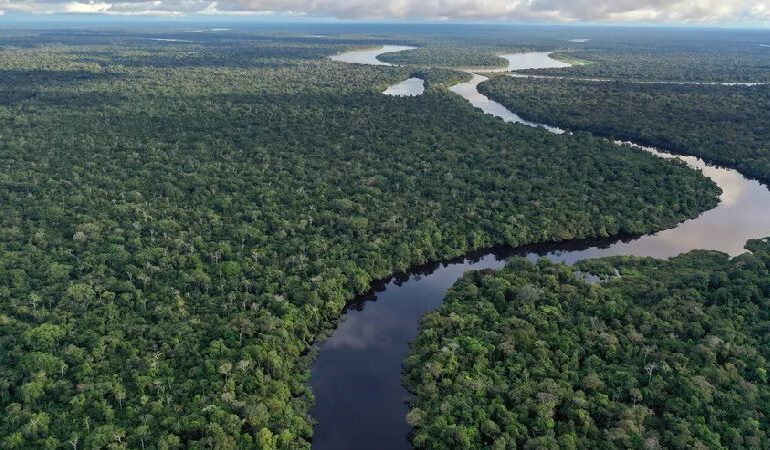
left=311, top=46, right=770, bottom=450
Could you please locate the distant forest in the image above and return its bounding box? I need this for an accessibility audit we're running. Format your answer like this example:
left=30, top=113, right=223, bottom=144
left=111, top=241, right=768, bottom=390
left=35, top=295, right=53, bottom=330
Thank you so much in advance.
left=479, top=77, right=770, bottom=185
left=0, top=27, right=722, bottom=448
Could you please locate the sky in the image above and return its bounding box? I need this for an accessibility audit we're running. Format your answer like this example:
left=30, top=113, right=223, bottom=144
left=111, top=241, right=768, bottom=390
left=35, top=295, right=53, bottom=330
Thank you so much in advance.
left=0, top=0, right=768, bottom=25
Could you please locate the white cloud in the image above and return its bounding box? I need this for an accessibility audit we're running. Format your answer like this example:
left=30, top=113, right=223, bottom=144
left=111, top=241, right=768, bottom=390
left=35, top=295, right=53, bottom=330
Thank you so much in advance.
left=751, top=2, right=770, bottom=18
left=0, top=0, right=768, bottom=23
left=0, top=1, right=45, bottom=13
left=61, top=1, right=111, bottom=13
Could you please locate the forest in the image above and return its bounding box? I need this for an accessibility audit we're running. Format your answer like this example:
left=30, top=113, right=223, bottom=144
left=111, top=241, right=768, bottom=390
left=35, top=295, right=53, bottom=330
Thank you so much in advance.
left=0, top=28, right=721, bottom=448
left=377, top=46, right=507, bottom=69
left=479, top=77, right=770, bottom=184
left=519, top=42, right=770, bottom=83
left=405, top=239, right=770, bottom=449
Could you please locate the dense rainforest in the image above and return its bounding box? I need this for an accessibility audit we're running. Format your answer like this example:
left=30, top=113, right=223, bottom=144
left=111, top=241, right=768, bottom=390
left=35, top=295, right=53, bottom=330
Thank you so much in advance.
left=377, top=47, right=507, bottom=69
left=478, top=77, right=770, bottom=184
left=405, top=238, right=770, bottom=449
left=0, top=28, right=720, bottom=448
left=371, top=27, right=770, bottom=81
left=520, top=46, right=770, bottom=83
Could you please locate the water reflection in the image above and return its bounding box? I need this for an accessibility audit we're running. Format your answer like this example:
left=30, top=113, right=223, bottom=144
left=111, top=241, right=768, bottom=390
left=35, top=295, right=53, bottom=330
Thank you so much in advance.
left=450, top=73, right=566, bottom=133
left=329, top=45, right=416, bottom=66
left=311, top=253, right=505, bottom=450
left=383, top=77, right=425, bottom=96
left=449, top=52, right=569, bottom=133
left=311, top=47, right=770, bottom=450
left=497, top=51, right=572, bottom=72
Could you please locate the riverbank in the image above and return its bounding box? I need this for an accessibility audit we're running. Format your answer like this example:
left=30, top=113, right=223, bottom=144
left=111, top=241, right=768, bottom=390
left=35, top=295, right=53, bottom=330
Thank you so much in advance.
left=311, top=46, right=770, bottom=449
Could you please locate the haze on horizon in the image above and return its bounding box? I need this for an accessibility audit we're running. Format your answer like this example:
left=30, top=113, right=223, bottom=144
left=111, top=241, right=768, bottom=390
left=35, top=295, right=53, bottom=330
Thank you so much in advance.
left=0, top=0, right=769, bottom=26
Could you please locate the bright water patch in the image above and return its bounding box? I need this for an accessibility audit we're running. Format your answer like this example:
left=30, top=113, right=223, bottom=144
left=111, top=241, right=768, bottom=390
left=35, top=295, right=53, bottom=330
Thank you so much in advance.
left=383, top=77, right=425, bottom=96
left=329, top=45, right=417, bottom=66
left=495, top=51, right=572, bottom=72
left=450, top=73, right=565, bottom=133
left=149, top=38, right=193, bottom=43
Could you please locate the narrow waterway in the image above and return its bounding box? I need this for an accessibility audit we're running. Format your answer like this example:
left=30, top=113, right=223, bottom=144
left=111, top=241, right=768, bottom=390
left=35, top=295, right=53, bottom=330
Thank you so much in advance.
left=311, top=46, right=770, bottom=450
left=508, top=72, right=767, bottom=86
left=450, top=73, right=566, bottom=134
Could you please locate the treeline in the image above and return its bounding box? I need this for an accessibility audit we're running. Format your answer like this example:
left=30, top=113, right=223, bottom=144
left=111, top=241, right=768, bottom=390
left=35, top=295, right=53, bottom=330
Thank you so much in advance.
left=520, top=47, right=770, bottom=83
left=405, top=239, right=770, bottom=449
left=378, top=46, right=507, bottom=68
left=479, top=77, right=770, bottom=184
left=0, top=33, right=718, bottom=448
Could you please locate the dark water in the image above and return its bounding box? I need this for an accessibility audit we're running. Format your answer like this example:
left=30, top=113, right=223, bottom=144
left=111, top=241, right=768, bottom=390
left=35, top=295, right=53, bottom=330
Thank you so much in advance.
left=311, top=48, right=770, bottom=450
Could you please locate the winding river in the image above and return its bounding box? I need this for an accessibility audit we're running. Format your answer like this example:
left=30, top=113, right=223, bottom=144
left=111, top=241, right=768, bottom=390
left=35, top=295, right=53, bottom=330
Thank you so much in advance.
left=312, top=46, right=770, bottom=450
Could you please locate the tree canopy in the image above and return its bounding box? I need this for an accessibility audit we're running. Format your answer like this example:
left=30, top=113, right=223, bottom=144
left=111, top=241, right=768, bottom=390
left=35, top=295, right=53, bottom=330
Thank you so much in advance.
left=406, top=239, right=770, bottom=449
left=479, top=76, right=770, bottom=184
left=0, top=27, right=724, bottom=448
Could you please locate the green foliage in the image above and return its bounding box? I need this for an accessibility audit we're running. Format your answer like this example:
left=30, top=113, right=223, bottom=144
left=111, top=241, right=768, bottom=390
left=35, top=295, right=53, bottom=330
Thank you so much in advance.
left=409, top=68, right=473, bottom=91
left=522, top=47, right=770, bottom=83
left=378, top=46, right=507, bottom=68
left=479, top=76, right=770, bottom=184
left=0, top=28, right=719, bottom=448
left=406, top=244, right=770, bottom=448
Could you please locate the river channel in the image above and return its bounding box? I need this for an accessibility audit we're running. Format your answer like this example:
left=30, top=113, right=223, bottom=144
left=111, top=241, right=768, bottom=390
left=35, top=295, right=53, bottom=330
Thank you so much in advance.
left=311, top=46, right=770, bottom=450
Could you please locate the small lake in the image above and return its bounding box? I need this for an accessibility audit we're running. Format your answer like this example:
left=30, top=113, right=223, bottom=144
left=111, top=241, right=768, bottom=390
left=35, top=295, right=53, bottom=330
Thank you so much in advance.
left=313, top=46, right=770, bottom=450
left=383, top=77, right=425, bottom=96
left=499, top=51, right=572, bottom=71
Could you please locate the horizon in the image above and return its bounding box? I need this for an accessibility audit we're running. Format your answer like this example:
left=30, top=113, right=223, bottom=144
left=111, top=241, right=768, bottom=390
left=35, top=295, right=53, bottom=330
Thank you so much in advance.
left=0, top=14, right=769, bottom=31
left=0, top=1, right=769, bottom=28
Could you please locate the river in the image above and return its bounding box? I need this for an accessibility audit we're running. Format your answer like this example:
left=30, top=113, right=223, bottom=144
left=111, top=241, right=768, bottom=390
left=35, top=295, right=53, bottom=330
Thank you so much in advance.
left=329, top=44, right=416, bottom=66
left=508, top=72, right=767, bottom=86
left=383, top=77, right=425, bottom=96
left=311, top=46, right=770, bottom=450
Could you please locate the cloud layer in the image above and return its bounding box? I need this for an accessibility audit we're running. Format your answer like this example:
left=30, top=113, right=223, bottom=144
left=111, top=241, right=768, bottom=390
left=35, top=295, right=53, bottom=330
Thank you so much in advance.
left=0, top=0, right=769, bottom=22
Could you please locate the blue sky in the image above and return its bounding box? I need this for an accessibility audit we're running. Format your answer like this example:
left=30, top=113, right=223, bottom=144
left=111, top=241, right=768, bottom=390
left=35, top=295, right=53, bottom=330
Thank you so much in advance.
left=0, top=0, right=768, bottom=25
